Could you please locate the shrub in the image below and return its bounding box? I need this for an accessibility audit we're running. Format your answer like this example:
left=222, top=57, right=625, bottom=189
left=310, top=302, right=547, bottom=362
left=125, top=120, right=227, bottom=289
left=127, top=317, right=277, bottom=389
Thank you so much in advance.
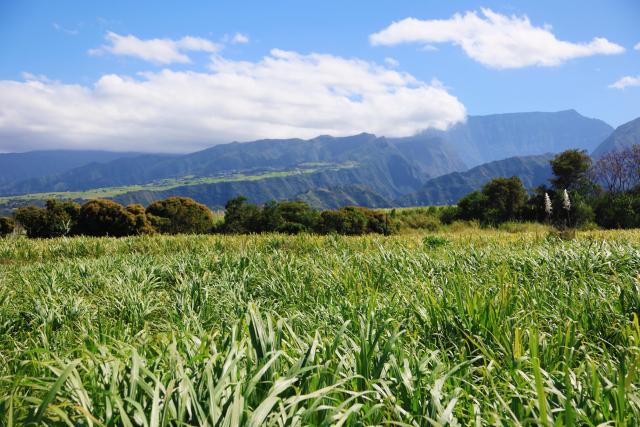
left=319, top=207, right=367, bottom=235
left=146, top=197, right=213, bottom=234
left=456, top=191, right=487, bottom=222
left=14, top=200, right=81, bottom=238
left=77, top=199, right=138, bottom=237
left=438, top=206, right=459, bottom=225
left=0, top=217, right=15, bottom=237
left=273, top=201, right=320, bottom=234
left=423, top=235, right=449, bottom=249
left=220, top=196, right=262, bottom=234
left=127, top=204, right=156, bottom=235
left=43, top=199, right=81, bottom=237
left=15, top=206, right=49, bottom=238
left=593, top=193, right=640, bottom=229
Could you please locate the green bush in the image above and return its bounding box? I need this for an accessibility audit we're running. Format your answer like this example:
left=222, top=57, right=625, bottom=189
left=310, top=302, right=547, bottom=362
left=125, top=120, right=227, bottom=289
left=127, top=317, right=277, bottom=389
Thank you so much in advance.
left=14, top=206, right=49, bottom=238
left=593, top=192, right=640, bottom=229
left=14, top=200, right=81, bottom=238
left=127, top=204, right=156, bottom=235
left=0, top=217, right=15, bottom=237
left=220, top=196, right=263, bottom=234
left=422, top=235, right=449, bottom=249
left=77, top=199, right=139, bottom=237
left=146, top=197, right=213, bottom=234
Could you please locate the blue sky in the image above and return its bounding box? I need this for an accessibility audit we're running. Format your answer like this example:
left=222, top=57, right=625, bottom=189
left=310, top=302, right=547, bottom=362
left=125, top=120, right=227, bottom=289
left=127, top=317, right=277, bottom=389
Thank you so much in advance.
left=0, top=0, right=638, bottom=153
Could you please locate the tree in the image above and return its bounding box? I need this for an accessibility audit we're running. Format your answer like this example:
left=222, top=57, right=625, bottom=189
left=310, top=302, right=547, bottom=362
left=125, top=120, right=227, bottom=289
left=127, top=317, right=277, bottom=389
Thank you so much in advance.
left=0, top=217, right=14, bottom=237
left=127, top=204, right=155, bottom=235
left=44, top=199, right=81, bottom=237
left=220, top=196, right=262, bottom=234
left=456, top=191, right=488, bottom=222
left=590, top=146, right=640, bottom=193
left=146, top=197, right=213, bottom=234
left=593, top=192, right=640, bottom=229
left=77, top=199, right=138, bottom=237
left=550, top=149, right=592, bottom=191
left=14, top=200, right=81, bottom=238
left=15, top=206, right=49, bottom=238
left=273, top=200, right=319, bottom=234
left=481, top=177, right=528, bottom=223
left=318, top=207, right=367, bottom=235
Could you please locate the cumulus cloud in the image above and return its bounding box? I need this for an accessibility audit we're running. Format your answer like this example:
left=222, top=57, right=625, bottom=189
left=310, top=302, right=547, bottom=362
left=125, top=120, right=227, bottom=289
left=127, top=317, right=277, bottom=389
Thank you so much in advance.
left=231, top=33, right=250, bottom=44
left=89, top=32, right=220, bottom=64
left=609, top=75, right=640, bottom=90
left=370, top=8, right=624, bottom=69
left=635, top=42, right=640, bottom=51
left=0, top=50, right=466, bottom=153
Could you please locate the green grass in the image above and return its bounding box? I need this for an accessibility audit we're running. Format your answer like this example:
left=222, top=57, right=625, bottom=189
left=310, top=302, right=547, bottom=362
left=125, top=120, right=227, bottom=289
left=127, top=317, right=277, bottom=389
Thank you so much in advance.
left=1, top=229, right=639, bottom=425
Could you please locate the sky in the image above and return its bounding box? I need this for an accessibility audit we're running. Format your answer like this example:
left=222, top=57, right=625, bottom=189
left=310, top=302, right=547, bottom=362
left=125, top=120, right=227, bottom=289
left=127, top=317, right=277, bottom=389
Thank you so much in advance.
left=0, top=0, right=639, bottom=153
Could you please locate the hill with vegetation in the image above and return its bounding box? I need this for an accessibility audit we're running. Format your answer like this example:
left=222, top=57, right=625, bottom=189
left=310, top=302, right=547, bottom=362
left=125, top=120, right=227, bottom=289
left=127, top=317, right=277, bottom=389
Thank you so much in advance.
left=398, top=153, right=554, bottom=206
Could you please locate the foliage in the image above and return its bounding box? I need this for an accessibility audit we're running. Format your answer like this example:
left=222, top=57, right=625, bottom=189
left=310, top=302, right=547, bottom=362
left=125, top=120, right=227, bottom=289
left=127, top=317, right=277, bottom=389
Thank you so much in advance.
left=422, top=234, right=449, bottom=249
left=550, top=149, right=592, bottom=191
left=220, top=196, right=264, bottom=234
left=593, top=192, right=640, bottom=229
left=76, top=199, right=139, bottom=237
left=126, top=204, right=156, bottom=235
left=146, top=197, right=213, bottom=234
left=14, top=200, right=81, bottom=238
left=456, top=177, right=528, bottom=224
left=1, top=231, right=639, bottom=424
left=14, top=206, right=50, bottom=238
left=0, top=216, right=14, bottom=237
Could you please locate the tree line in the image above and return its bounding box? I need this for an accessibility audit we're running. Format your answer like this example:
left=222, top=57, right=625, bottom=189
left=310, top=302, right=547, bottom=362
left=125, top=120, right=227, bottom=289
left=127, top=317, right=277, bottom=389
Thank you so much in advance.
left=444, top=145, right=640, bottom=228
left=0, top=196, right=393, bottom=238
left=1, top=145, right=639, bottom=238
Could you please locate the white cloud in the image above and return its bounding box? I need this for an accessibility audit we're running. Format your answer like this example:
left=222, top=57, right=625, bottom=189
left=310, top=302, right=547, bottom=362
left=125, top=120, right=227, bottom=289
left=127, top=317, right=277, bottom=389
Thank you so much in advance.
left=384, top=57, right=399, bottom=67
left=609, top=75, right=640, bottom=89
left=0, top=50, right=466, bottom=153
left=89, top=32, right=220, bottom=64
left=370, top=8, right=624, bottom=69
left=635, top=42, right=640, bottom=51
left=231, top=33, right=250, bottom=44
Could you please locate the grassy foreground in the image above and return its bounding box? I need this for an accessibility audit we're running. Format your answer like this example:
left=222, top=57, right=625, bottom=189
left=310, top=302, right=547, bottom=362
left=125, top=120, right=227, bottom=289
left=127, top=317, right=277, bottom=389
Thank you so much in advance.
left=1, top=230, right=639, bottom=425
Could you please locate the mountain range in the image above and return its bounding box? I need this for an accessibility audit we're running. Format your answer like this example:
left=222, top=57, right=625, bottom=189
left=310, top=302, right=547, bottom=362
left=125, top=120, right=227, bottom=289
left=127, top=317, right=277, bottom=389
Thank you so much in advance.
left=1, top=110, right=637, bottom=211
left=592, top=117, right=640, bottom=158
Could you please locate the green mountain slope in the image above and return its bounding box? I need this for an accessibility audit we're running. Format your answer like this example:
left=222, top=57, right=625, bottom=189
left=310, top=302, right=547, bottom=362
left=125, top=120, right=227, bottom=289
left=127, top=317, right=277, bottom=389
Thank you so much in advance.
left=293, top=185, right=391, bottom=209
left=112, top=165, right=398, bottom=209
left=398, top=154, right=554, bottom=206
left=0, top=133, right=442, bottom=197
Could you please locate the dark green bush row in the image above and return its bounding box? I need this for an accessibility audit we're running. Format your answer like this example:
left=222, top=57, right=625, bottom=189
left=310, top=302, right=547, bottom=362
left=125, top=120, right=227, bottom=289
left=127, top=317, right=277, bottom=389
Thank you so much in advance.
left=220, top=197, right=392, bottom=235
left=444, top=148, right=640, bottom=229
left=1, top=196, right=392, bottom=238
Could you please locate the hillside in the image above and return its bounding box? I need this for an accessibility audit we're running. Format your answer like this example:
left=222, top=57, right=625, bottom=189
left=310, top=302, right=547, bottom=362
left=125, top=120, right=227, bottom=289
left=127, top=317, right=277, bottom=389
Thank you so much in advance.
left=424, top=110, right=612, bottom=167
left=111, top=164, right=404, bottom=209
left=292, top=185, right=391, bottom=209
left=592, top=116, right=640, bottom=158
left=398, top=154, right=554, bottom=206
left=0, top=133, right=450, bottom=198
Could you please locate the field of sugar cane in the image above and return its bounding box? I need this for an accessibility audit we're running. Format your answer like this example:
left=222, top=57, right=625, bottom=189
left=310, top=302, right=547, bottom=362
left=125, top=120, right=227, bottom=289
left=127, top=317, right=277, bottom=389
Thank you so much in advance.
left=1, top=230, right=640, bottom=425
